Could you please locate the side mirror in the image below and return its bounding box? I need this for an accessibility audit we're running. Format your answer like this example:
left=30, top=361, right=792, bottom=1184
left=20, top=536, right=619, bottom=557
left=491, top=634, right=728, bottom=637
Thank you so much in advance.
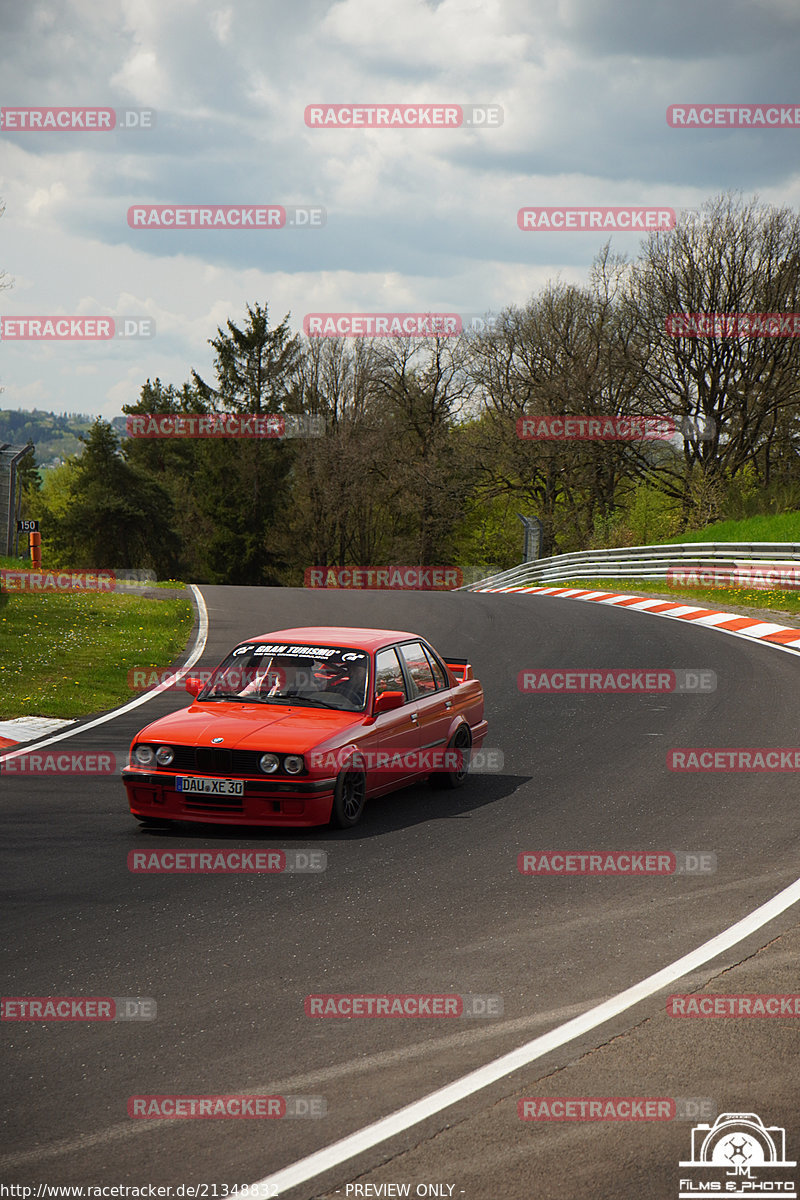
left=373, top=690, right=405, bottom=714
left=184, top=675, right=204, bottom=697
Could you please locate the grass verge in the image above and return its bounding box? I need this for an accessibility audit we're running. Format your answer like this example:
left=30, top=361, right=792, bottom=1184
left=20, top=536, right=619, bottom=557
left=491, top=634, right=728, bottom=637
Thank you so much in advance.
left=0, top=589, right=195, bottom=720
left=663, top=512, right=800, bottom=543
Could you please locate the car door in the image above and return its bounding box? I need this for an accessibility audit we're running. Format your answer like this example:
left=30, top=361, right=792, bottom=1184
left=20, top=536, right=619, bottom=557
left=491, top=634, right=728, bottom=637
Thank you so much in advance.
left=371, top=645, right=421, bottom=793
left=396, top=641, right=454, bottom=777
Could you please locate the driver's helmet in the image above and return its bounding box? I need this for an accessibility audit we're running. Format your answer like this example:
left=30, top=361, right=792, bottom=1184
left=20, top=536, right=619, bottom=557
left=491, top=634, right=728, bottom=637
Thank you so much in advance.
left=337, top=658, right=368, bottom=700
left=314, top=660, right=350, bottom=687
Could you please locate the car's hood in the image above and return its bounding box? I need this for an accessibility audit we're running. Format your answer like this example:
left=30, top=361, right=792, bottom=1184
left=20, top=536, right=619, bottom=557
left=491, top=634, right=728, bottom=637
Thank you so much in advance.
left=134, top=702, right=364, bottom=753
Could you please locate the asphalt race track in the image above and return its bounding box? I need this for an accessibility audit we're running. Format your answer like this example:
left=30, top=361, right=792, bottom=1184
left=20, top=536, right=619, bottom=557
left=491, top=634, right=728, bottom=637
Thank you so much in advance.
left=2, top=585, right=799, bottom=1198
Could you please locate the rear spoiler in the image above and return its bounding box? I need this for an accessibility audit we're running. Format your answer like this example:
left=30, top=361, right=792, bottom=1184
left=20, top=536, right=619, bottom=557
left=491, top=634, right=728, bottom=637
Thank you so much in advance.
left=444, top=656, right=474, bottom=682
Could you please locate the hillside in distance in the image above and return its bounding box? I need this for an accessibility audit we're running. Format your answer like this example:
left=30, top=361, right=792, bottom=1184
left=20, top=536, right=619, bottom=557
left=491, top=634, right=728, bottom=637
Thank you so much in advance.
left=0, top=407, right=101, bottom=468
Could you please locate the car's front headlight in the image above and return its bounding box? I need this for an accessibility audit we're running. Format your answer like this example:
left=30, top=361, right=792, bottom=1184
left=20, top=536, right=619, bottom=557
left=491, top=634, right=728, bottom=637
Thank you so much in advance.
left=155, top=746, right=174, bottom=766
left=133, top=744, right=154, bottom=766
left=260, top=753, right=280, bottom=774
left=283, top=755, right=305, bottom=775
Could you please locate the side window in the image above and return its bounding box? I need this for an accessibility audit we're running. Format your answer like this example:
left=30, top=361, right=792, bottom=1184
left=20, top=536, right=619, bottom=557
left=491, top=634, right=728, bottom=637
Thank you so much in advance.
left=422, top=644, right=449, bottom=690
left=375, top=648, right=407, bottom=699
left=398, top=642, right=437, bottom=696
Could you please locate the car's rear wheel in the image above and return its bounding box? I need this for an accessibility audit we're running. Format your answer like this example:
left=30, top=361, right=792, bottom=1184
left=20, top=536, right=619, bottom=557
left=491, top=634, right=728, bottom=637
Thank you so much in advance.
left=430, top=724, right=472, bottom=789
left=330, top=765, right=367, bottom=828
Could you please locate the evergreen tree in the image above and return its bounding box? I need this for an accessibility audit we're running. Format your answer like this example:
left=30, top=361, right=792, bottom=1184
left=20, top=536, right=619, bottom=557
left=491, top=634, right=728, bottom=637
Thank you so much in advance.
left=48, top=420, right=179, bottom=572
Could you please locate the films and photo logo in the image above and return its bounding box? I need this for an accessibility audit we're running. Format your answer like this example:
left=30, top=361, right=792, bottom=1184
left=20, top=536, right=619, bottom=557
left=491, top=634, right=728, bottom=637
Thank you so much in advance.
left=679, top=1111, right=796, bottom=1198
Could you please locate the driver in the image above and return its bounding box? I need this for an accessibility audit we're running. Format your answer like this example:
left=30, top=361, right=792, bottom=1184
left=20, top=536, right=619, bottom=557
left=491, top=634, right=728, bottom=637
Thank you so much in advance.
left=265, top=658, right=320, bottom=698
left=330, top=658, right=369, bottom=707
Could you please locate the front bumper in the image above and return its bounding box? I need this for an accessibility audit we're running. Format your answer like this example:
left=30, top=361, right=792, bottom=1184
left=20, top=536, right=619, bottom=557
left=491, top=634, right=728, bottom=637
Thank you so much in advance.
left=122, top=769, right=337, bottom=827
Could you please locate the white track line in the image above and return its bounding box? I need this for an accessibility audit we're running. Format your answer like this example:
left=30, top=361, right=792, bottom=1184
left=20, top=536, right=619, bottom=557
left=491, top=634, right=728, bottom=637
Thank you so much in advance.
left=251, top=876, right=800, bottom=1196
left=0, top=585, right=208, bottom=766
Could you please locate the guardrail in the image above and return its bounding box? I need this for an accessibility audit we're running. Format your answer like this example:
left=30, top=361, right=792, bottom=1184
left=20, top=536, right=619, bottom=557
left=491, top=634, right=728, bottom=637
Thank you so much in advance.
left=461, top=542, right=800, bottom=591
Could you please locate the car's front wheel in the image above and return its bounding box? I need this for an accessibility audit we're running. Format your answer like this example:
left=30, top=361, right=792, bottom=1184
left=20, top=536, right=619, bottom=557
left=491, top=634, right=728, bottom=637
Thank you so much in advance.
left=330, top=765, right=367, bottom=828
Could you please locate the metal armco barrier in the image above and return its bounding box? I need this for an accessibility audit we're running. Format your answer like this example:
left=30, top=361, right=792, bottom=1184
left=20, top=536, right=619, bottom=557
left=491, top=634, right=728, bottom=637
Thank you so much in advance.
left=461, top=542, right=800, bottom=591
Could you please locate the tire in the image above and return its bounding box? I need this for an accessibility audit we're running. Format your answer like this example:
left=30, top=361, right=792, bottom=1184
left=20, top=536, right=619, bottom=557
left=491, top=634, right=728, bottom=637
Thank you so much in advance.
left=136, top=816, right=173, bottom=827
left=330, top=765, right=367, bottom=828
left=430, top=724, right=472, bottom=789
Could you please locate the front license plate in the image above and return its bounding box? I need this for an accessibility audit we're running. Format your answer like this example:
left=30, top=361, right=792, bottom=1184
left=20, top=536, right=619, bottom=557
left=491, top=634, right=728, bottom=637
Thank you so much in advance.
left=176, top=776, right=244, bottom=797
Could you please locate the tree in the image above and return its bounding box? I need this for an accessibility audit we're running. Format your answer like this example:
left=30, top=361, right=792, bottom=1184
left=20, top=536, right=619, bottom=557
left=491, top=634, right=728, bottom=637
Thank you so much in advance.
left=46, top=420, right=179, bottom=572
left=465, top=277, right=647, bottom=554
left=625, top=193, right=800, bottom=522
left=189, top=303, right=303, bottom=584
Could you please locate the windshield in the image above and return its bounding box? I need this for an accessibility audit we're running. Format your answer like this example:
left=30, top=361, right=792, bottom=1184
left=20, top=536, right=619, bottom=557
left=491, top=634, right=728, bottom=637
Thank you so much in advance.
left=199, top=643, right=371, bottom=712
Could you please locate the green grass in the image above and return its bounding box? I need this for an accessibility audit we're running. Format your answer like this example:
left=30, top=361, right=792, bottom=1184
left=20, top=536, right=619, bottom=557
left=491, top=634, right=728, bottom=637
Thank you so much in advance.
left=0, top=589, right=194, bottom=719
left=0, top=555, right=186, bottom=589
left=552, top=578, right=800, bottom=617
left=663, top=512, right=800, bottom=544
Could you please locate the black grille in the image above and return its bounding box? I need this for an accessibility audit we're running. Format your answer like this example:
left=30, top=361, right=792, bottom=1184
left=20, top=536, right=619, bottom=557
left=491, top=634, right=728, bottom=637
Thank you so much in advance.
left=160, top=746, right=267, bottom=776
left=196, top=747, right=233, bottom=774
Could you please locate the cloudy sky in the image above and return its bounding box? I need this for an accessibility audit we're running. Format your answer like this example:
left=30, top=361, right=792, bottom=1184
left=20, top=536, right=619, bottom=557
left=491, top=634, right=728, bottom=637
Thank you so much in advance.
left=0, top=0, right=798, bottom=420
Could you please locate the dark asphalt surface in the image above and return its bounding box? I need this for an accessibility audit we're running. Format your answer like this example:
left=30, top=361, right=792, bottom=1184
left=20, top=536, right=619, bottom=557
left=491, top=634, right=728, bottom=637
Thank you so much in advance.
left=2, top=585, right=799, bottom=1198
